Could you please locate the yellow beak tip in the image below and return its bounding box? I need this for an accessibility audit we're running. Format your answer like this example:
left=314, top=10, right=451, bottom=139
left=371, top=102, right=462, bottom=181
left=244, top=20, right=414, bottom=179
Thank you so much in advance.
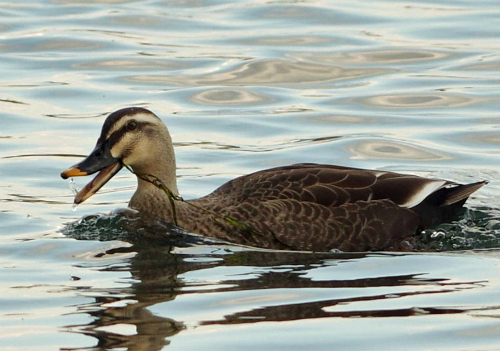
left=61, top=168, right=88, bottom=179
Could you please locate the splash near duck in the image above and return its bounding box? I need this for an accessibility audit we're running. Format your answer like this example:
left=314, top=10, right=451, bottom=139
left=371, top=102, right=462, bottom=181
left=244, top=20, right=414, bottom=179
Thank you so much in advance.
left=61, top=107, right=487, bottom=252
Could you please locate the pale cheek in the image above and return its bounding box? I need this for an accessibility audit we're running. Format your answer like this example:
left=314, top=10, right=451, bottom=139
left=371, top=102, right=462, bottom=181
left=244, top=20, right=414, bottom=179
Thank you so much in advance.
left=110, top=135, right=136, bottom=160
left=110, top=137, right=127, bottom=159
left=122, top=140, right=151, bottom=167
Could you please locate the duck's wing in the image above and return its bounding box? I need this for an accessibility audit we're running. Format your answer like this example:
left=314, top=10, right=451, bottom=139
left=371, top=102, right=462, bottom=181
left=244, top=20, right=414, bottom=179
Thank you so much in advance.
left=205, top=163, right=453, bottom=209
left=195, top=163, right=485, bottom=251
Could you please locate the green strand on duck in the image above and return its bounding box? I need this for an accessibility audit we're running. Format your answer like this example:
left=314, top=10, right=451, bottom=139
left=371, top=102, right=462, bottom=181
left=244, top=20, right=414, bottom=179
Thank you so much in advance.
left=122, top=162, right=264, bottom=239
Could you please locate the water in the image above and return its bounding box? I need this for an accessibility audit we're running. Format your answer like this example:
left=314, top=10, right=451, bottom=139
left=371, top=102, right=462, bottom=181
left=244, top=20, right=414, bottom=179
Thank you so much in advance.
left=1, top=0, right=500, bottom=350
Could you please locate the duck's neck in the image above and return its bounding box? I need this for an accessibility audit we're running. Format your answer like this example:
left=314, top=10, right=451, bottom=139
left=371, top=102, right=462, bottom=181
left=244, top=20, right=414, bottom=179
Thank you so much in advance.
left=127, top=130, right=180, bottom=221
left=136, top=166, right=179, bottom=196
left=129, top=173, right=180, bottom=223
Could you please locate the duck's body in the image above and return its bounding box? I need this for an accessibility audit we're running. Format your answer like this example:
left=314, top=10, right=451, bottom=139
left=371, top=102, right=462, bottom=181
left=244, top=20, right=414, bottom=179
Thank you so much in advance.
left=61, top=107, right=486, bottom=252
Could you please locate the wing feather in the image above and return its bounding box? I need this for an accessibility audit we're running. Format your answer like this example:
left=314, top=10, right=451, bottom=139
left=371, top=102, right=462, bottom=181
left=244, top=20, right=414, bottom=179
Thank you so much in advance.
left=191, top=163, right=485, bottom=251
left=207, top=163, right=450, bottom=209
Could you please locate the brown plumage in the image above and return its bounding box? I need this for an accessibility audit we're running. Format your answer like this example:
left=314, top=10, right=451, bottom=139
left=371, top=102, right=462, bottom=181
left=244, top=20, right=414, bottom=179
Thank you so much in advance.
left=61, top=107, right=487, bottom=252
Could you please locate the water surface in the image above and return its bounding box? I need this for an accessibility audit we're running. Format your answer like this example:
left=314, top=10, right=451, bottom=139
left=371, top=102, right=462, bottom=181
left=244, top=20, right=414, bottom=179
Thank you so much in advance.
left=1, top=0, right=500, bottom=350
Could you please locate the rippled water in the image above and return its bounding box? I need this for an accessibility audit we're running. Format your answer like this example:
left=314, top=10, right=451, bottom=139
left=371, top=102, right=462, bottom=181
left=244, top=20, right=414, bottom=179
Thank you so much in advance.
left=1, top=1, right=500, bottom=350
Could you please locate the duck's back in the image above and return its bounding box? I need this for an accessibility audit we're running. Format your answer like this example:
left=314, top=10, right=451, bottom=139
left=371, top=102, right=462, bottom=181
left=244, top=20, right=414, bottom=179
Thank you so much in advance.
left=187, top=163, right=485, bottom=251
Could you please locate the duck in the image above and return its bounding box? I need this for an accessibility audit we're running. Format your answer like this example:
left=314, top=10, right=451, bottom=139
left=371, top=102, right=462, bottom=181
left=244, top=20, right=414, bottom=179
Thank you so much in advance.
left=61, top=107, right=487, bottom=252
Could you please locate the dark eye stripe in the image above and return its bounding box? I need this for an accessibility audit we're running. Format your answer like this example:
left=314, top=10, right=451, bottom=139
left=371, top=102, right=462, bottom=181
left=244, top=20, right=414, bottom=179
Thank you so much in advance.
left=97, top=107, right=158, bottom=144
left=106, top=121, right=154, bottom=149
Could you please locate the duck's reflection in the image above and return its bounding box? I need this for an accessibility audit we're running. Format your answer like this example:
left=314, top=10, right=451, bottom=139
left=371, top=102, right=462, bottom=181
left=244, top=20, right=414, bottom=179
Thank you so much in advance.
left=76, top=296, right=183, bottom=350
left=67, top=243, right=187, bottom=351
left=62, top=220, right=487, bottom=351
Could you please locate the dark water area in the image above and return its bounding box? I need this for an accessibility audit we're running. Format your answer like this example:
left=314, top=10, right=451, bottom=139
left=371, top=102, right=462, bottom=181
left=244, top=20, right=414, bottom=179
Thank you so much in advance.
left=1, top=0, right=500, bottom=350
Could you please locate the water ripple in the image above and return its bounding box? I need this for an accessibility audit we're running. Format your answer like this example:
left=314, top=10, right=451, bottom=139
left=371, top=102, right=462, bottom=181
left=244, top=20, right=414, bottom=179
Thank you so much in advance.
left=350, top=93, right=479, bottom=109
left=291, top=49, right=455, bottom=65
left=189, top=88, right=274, bottom=105
left=345, top=138, right=451, bottom=161
left=127, top=58, right=390, bottom=87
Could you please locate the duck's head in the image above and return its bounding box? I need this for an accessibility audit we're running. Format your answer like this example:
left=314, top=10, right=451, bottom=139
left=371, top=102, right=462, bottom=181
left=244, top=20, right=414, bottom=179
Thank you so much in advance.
left=61, top=107, right=177, bottom=204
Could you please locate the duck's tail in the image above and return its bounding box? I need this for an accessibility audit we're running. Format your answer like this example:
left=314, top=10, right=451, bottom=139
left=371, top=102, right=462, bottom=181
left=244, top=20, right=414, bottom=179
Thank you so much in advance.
left=413, top=180, right=487, bottom=228
left=441, top=181, right=488, bottom=206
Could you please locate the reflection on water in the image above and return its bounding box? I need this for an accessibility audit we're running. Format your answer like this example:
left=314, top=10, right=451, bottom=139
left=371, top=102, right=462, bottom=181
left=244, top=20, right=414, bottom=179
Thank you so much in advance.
left=75, top=59, right=188, bottom=71
left=56, top=211, right=500, bottom=349
left=59, top=237, right=500, bottom=351
left=127, top=59, right=390, bottom=87
left=242, top=35, right=339, bottom=46
left=45, top=195, right=499, bottom=350
left=456, top=57, right=500, bottom=71
left=290, top=49, right=454, bottom=65
left=189, top=88, right=274, bottom=105
left=346, top=138, right=451, bottom=161
left=352, top=93, right=479, bottom=109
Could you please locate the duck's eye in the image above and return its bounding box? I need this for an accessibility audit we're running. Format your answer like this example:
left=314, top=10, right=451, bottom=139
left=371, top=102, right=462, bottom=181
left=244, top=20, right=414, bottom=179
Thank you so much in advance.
left=127, top=120, right=137, bottom=131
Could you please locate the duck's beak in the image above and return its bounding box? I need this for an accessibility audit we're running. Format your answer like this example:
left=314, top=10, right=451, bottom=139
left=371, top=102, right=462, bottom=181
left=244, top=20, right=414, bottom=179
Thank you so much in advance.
left=61, top=141, right=122, bottom=204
